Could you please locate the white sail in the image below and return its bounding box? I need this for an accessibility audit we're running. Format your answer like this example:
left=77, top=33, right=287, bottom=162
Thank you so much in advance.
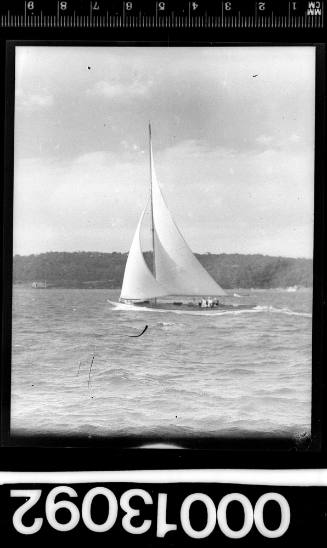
left=120, top=206, right=167, bottom=301
left=150, top=147, right=226, bottom=297
left=120, top=126, right=226, bottom=301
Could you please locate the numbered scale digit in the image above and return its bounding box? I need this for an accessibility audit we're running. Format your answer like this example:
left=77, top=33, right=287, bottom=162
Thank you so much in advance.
left=0, top=1, right=324, bottom=28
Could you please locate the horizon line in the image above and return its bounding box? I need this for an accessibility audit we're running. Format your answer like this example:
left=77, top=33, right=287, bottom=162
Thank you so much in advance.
left=12, top=250, right=313, bottom=260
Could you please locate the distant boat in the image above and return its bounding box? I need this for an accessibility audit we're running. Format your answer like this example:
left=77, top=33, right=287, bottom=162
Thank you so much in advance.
left=117, top=124, right=229, bottom=310
left=32, top=280, right=47, bottom=289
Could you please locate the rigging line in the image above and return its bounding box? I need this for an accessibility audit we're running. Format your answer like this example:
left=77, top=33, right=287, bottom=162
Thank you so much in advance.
left=128, top=325, right=148, bottom=338
left=149, top=122, right=157, bottom=305
left=77, top=360, right=81, bottom=376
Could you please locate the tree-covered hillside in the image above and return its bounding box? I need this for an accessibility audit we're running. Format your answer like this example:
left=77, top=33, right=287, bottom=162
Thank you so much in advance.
left=12, top=252, right=313, bottom=289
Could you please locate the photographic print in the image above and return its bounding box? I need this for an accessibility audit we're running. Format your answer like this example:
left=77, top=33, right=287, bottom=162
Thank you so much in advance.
left=10, top=45, right=314, bottom=444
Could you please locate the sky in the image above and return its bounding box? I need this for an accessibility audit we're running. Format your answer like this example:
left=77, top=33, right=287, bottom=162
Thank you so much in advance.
left=13, top=46, right=315, bottom=258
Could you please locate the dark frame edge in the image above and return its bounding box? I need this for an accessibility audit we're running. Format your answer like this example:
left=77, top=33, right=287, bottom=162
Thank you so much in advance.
left=0, top=40, right=325, bottom=465
left=311, top=43, right=326, bottom=453
left=1, top=40, right=15, bottom=447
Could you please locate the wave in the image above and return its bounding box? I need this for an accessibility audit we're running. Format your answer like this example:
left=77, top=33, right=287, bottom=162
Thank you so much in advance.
left=107, top=300, right=311, bottom=318
left=253, top=305, right=312, bottom=318
left=155, top=322, right=182, bottom=331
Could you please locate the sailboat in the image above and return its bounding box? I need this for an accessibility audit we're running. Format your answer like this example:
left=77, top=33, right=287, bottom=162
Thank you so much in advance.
left=115, top=124, right=233, bottom=311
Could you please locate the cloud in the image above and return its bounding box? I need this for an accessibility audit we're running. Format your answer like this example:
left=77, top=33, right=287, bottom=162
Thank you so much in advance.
left=255, top=132, right=305, bottom=151
left=15, top=88, right=54, bottom=111
left=86, top=79, right=152, bottom=100
left=12, top=47, right=315, bottom=257
left=256, top=134, right=274, bottom=146
left=13, top=46, right=315, bottom=161
left=289, top=133, right=301, bottom=143
left=13, top=152, right=148, bottom=255
left=13, top=137, right=314, bottom=259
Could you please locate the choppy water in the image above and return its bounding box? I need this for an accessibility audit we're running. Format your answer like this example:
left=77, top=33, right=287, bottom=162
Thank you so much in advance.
left=11, top=287, right=312, bottom=439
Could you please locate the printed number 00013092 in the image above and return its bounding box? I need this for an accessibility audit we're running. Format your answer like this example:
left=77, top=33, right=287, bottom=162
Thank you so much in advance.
left=11, top=487, right=291, bottom=538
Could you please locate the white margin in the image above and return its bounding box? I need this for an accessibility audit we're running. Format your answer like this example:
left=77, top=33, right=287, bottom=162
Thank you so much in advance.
left=1, top=469, right=327, bottom=486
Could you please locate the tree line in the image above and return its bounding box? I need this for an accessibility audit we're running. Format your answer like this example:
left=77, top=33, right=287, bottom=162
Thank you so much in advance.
left=12, top=251, right=312, bottom=289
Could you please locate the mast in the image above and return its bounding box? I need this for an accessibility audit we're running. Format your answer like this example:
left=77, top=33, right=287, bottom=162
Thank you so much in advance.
left=149, top=123, right=157, bottom=303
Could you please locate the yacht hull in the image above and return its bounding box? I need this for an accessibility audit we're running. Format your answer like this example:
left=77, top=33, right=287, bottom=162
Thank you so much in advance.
left=108, top=299, right=255, bottom=312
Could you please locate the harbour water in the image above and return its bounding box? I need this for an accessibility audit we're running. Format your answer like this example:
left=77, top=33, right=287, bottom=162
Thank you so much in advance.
left=10, top=287, right=312, bottom=440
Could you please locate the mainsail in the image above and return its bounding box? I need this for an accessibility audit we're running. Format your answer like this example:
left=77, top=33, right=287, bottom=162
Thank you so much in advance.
left=120, top=126, right=226, bottom=302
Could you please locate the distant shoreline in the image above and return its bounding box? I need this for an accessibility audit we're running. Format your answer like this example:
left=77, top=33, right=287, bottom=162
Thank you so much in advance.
left=13, top=283, right=312, bottom=291
left=12, top=251, right=313, bottom=291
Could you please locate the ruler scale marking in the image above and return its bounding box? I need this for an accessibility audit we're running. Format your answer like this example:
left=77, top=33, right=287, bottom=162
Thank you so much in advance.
left=0, top=4, right=325, bottom=29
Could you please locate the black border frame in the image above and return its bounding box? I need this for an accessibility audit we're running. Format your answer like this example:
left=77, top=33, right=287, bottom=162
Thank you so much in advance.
left=1, top=38, right=326, bottom=470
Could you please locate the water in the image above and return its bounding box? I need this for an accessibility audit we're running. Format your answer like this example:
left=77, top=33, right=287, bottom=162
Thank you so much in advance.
left=11, top=287, right=312, bottom=439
